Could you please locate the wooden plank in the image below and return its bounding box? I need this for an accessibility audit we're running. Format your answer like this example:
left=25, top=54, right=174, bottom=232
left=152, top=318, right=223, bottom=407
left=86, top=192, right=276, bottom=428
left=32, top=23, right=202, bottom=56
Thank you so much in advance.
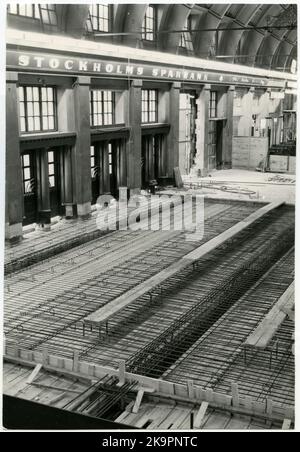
left=132, top=389, right=145, bottom=414
left=194, top=401, right=209, bottom=428
left=245, top=282, right=294, bottom=348
left=84, top=201, right=283, bottom=325
left=26, top=363, right=43, bottom=385
left=282, top=419, right=292, bottom=430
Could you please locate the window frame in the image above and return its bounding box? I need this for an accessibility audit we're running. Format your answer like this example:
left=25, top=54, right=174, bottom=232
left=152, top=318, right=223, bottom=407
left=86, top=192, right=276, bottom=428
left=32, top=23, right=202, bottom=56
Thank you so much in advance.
left=88, top=4, right=112, bottom=32
left=209, top=91, right=218, bottom=119
left=179, top=15, right=193, bottom=50
left=18, top=85, right=57, bottom=134
left=141, top=89, right=158, bottom=124
left=142, top=5, right=157, bottom=41
left=90, top=90, right=116, bottom=127
left=21, top=153, right=34, bottom=194
left=7, top=4, right=40, bottom=19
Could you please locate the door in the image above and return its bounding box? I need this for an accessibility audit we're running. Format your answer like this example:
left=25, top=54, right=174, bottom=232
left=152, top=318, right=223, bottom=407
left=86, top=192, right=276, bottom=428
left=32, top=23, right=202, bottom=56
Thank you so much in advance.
left=216, top=120, right=223, bottom=169
left=48, top=148, right=63, bottom=217
left=21, top=152, right=38, bottom=225
left=141, top=134, right=164, bottom=189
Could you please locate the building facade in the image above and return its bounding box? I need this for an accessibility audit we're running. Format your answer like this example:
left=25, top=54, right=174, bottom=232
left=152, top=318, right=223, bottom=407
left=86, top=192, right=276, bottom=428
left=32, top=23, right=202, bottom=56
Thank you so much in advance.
left=6, top=4, right=297, bottom=241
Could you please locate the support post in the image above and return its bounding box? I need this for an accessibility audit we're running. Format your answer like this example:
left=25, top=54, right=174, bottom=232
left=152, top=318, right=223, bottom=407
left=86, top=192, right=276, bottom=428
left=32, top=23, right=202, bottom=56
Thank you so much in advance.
left=5, top=72, right=23, bottom=242
left=167, top=82, right=181, bottom=180
left=195, top=84, right=210, bottom=176
left=73, top=76, right=91, bottom=218
left=125, top=79, right=142, bottom=195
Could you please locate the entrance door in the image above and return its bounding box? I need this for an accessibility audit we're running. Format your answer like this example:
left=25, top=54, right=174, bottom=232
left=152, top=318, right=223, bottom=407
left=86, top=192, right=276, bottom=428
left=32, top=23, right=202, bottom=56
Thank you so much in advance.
left=48, top=148, right=64, bottom=217
left=142, top=135, right=164, bottom=188
left=91, top=140, right=127, bottom=203
left=216, top=120, right=223, bottom=169
left=21, top=152, right=38, bottom=225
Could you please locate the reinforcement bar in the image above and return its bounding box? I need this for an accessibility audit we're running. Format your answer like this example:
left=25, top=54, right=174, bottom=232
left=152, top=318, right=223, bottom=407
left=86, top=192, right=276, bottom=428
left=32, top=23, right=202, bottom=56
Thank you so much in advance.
left=84, top=201, right=284, bottom=325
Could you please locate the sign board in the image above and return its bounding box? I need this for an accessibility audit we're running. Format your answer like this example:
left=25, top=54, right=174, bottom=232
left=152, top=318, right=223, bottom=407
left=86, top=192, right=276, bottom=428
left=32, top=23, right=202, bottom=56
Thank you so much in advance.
left=6, top=49, right=282, bottom=88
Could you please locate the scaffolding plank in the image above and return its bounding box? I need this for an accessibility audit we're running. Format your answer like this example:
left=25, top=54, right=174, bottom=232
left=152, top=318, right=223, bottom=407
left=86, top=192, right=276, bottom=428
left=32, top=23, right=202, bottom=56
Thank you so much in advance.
left=244, top=282, right=294, bottom=348
left=84, top=201, right=283, bottom=325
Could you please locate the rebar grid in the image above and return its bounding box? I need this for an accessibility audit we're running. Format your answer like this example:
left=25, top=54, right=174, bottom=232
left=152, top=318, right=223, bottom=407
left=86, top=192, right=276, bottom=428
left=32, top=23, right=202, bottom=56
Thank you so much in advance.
left=4, top=203, right=295, bottom=409
left=4, top=202, right=256, bottom=344
left=164, top=250, right=294, bottom=407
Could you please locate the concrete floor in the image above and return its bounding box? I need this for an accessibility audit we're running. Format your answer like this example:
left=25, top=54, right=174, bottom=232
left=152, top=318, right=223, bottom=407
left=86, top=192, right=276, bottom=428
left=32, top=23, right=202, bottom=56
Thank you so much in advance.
left=180, top=169, right=296, bottom=205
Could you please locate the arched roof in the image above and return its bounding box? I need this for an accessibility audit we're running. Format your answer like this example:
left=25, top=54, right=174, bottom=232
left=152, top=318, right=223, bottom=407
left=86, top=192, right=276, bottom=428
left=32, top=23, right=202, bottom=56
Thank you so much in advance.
left=7, top=3, right=297, bottom=73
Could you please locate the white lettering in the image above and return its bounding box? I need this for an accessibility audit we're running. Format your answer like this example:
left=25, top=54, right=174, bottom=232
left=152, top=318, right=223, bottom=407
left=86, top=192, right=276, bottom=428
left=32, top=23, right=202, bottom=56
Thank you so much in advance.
left=176, top=71, right=181, bottom=78
left=19, top=55, right=29, bottom=67
left=93, top=62, right=101, bottom=72
left=116, top=64, right=123, bottom=74
left=189, top=72, right=195, bottom=80
left=64, top=60, right=74, bottom=70
left=79, top=60, right=88, bottom=71
left=33, top=56, right=45, bottom=68
left=161, top=69, right=167, bottom=77
left=183, top=71, right=189, bottom=79
left=125, top=65, right=134, bottom=75
left=168, top=70, right=174, bottom=78
left=106, top=63, right=114, bottom=73
left=49, top=58, right=60, bottom=69
left=137, top=67, right=144, bottom=75
left=197, top=73, right=202, bottom=81
left=152, top=68, right=158, bottom=77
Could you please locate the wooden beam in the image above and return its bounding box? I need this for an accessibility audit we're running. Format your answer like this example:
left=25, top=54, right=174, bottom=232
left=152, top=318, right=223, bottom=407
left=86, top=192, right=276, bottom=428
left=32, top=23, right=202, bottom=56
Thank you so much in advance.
left=245, top=282, right=294, bottom=348
left=282, top=419, right=292, bottom=430
left=132, top=389, right=145, bottom=414
left=194, top=401, right=209, bottom=428
left=4, top=350, right=293, bottom=423
left=84, top=201, right=284, bottom=325
left=26, top=363, right=43, bottom=385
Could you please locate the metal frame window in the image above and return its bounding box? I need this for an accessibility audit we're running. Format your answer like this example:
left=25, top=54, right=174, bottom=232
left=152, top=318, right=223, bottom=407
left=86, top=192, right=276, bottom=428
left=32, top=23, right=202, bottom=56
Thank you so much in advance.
left=39, top=4, right=58, bottom=27
left=47, top=150, right=56, bottom=188
left=142, top=5, right=156, bottom=41
left=7, top=4, right=39, bottom=18
left=209, top=91, right=217, bottom=118
left=19, top=86, right=57, bottom=133
left=142, top=89, right=158, bottom=123
left=179, top=15, right=193, bottom=51
left=108, top=143, right=113, bottom=175
left=88, top=4, right=111, bottom=32
left=90, top=90, right=115, bottom=127
left=21, top=153, right=34, bottom=194
left=90, top=146, right=97, bottom=178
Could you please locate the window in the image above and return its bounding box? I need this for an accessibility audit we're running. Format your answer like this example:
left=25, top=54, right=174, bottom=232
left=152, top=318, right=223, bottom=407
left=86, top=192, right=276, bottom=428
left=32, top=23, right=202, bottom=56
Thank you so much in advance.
left=179, top=16, right=193, bottom=52
left=87, top=4, right=111, bottom=32
left=209, top=91, right=217, bottom=118
left=7, top=4, right=39, bottom=18
left=108, top=143, right=112, bottom=175
left=48, top=151, right=55, bottom=187
left=142, top=89, right=158, bottom=123
left=90, top=146, right=98, bottom=178
left=7, top=4, right=57, bottom=27
left=21, top=154, right=34, bottom=194
left=18, top=86, right=56, bottom=133
left=142, top=5, right=156, bottom=41
left=90, top=90, right=115, bottom=127
left=39, top=4, right=58, bottom=27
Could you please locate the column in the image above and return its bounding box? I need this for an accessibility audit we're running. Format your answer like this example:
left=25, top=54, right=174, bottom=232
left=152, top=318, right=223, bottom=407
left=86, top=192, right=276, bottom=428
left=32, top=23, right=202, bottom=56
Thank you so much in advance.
left=61, top=146, right=74, bottom=219
left=125, top=79, right=142, bottom=195
left=195, top=84, right=210, bottom=176
left=36, top=149, right=51, bottom=229
left=5, top=72, right=23, bottom=242
left=167, top=82, right=181, bottom=179
left=223, top=85, right=235, bottom=169
left=73, top=76, right=91, bottom=218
